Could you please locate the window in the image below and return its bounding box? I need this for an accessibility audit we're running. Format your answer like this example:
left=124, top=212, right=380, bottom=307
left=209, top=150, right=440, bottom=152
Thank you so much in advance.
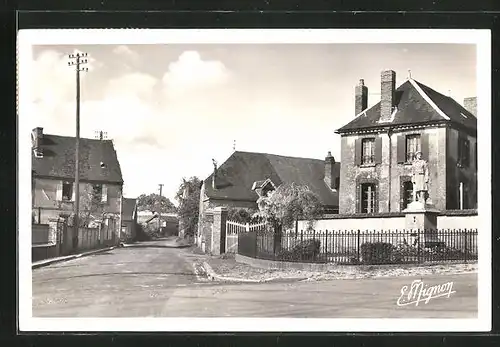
left=361, top=183, right=376, bottom=213
left=361, top=138, right=375, bottom=164
left=92, top=184, right=108, bottom=203
left=406, top=134, right=421, bottom=163
left=458, top=136, right=470, bottom=168
left=402, top=181, right=413, bottom=210
left=62, top=182, right=73, bottom=201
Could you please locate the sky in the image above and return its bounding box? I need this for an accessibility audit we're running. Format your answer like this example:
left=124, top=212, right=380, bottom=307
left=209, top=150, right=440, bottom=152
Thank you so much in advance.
left=29, top=43, right=477, bottom=204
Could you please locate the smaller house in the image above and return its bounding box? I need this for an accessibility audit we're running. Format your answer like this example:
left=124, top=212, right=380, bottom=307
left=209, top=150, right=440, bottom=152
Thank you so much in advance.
left=32, top=127, right=124, bottom=243
left=137, top=211, right=179, bottom=236
left=197, top=150, right=341, bottom=253
left=121, top=198, right=138, bottom=241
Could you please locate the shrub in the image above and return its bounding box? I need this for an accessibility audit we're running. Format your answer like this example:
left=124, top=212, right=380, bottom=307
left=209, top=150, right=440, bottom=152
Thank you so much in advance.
left=277, top=239, right=321, bottom=262
left=360, top=242, right=395, bottom=264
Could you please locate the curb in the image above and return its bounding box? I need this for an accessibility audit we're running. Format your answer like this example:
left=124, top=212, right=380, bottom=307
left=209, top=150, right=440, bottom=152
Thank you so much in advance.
left=201, top=261, right=307, bottom=283
left=32, top=246, right=116, bottom=269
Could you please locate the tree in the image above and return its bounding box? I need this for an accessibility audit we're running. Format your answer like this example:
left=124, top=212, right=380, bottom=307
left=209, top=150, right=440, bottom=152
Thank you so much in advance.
left=136, top=193, right=176, bottom=214
left=175, top=176, right=201, bottom=238
left=254, top=182, right=323, bottom=232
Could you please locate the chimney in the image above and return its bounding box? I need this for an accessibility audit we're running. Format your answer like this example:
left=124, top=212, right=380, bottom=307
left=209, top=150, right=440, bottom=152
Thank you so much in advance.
left=31, top=127, right=43, bottom=157
left=355, top=79, right=368, bottom=116
left=324, top=151, right=336, bottom=189
left=211, top=159, right=218, bottom=190
left=380, top=70, right=396, bottom=122
left=464, top=97, right=477, bottom=116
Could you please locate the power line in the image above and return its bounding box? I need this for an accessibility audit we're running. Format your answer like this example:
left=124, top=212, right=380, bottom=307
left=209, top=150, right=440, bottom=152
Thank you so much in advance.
left=68, top=52, right=88, bottom=247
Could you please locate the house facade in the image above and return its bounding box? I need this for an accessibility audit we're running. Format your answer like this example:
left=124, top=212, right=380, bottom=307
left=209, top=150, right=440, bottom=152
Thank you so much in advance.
left=32, top=127, right=124, bottom=242
left=197, top=150, right=340, bottom=252
left=336, top=70, right=477, bottom=214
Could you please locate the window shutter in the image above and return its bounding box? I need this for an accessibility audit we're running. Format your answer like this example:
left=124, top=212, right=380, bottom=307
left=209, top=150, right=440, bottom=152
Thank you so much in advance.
left=101, top=184, right=108, bottom=203
left=464, top=139, right=470, bottom=168
left=374, top=136, right=382, bottom=164
left=56, top=181, right=63, bottom=201
left=354, top=138, right=361, bottom=166
left=72, top=183, right=76, bottom=201
left=457, top=135, right=462, bottom=167
left=397, top=135, right=405, bottom=163
left=420, top=133, right=429, bottom=161
left=474, top=142, right=477, bottom=168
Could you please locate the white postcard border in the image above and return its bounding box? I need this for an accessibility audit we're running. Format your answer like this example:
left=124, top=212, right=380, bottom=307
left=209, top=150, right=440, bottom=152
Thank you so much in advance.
left=18, top=28, right=492, bottom=332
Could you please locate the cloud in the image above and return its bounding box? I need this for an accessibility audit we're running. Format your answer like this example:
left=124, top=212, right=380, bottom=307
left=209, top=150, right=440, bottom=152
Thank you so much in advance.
left=105, top=72, right=158, bottom=100
left=113, top=45, right=140, bottom=62
left=162, top=50, right=230, bottom=98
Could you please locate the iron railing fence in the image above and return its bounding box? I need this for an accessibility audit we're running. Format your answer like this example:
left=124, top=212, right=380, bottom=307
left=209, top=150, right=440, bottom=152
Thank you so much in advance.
left=238, top=228, right=478, bottom=265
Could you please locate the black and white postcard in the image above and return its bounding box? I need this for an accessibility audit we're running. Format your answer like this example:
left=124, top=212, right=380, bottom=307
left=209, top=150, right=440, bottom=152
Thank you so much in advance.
left=18, top=28, right=491, bottom=332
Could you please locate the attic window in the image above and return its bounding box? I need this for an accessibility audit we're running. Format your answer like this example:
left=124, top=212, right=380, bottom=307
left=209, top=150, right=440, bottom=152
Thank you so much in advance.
left=460, top=112, right=468, bottom=119
left=33, top=149, right=43, bottom=158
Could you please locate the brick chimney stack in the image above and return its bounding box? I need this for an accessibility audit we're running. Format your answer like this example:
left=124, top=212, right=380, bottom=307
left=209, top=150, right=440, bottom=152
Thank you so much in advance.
left=31, top=127, right=43, bottom=157
left=324, top=151, right=336, bottom=189
left=211, top=159, right=218, bottom=190
left=380, top=70, right=396, bottom=122
left=464, top=97, right=477, bottom=117
left=355, top=79, right=368, bottom=116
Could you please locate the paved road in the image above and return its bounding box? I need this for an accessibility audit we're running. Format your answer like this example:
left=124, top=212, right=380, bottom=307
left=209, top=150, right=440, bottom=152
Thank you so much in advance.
left=32, top=239, right=477, bottom=318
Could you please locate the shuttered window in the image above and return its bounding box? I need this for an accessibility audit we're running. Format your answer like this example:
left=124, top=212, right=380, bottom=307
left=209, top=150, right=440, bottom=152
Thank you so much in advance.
left=62, top=182, right=72, bottom=201
left=397, top=132, right=428, bottom=163
left=101, top=184, right=108, bottom=203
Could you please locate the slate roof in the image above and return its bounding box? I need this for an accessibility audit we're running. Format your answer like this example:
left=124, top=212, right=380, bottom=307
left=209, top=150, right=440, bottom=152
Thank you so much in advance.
left=122, top=198, right=137, bottom=221
left=32, top=134, right=123, bottom=184
left=203, top=151, right=340, bottom=207
left=336, top=79, right=477, bottom=133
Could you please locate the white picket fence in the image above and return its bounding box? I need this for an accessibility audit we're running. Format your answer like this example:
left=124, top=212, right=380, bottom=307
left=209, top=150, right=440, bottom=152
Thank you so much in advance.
left=225, top=220, right=266, bottom=253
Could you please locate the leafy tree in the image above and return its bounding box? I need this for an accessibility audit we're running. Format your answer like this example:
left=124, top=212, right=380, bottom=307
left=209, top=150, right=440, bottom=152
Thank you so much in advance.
left=227, top=207, right=260, bottom=224
left=175, top=177, right=201, bottom=238
left=137, top=193, right=177, bottom=214
left=254, top=182, right=323, bottom=232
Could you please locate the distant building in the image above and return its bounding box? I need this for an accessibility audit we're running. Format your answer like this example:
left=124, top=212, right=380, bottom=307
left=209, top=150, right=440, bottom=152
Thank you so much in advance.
left=31, top=127, right=124, bottom=242
left=335, top=70, right=477, bottom=214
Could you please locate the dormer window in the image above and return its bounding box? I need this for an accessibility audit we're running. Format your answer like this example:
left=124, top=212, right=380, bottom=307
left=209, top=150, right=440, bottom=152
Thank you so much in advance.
left=252, top=178, right=276, bottom=198
left=33, top=149, right=43, bottom=158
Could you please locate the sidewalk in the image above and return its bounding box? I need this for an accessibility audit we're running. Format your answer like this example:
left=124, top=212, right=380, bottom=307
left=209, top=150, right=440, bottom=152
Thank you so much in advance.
left=32, top=245, right=118, bottom=269
left=200, top=253, right=479, bottom=283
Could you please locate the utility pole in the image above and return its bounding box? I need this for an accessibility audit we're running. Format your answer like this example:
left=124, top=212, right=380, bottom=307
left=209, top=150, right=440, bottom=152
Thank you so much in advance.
left=68, top=52, right=88, bottom=248
left=158, top=184, right=164, bottom=234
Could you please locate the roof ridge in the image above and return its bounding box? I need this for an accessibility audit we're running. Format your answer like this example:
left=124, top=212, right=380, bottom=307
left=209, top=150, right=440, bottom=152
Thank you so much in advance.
left=45, top=133, right=113, bottom=142
left=409, top=79, right=451, bottom=121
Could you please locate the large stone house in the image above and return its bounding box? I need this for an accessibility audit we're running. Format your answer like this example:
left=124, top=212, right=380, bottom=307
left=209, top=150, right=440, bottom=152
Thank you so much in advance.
left=31, top=127, right=124, bottom=242
left=197, top=150, right=340, bottom=253
left=335, top=70, right=477, bottom=214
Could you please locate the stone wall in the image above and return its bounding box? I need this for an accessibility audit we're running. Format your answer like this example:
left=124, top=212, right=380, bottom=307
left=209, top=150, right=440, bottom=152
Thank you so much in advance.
left=339, top=127, right=448, bottom=214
